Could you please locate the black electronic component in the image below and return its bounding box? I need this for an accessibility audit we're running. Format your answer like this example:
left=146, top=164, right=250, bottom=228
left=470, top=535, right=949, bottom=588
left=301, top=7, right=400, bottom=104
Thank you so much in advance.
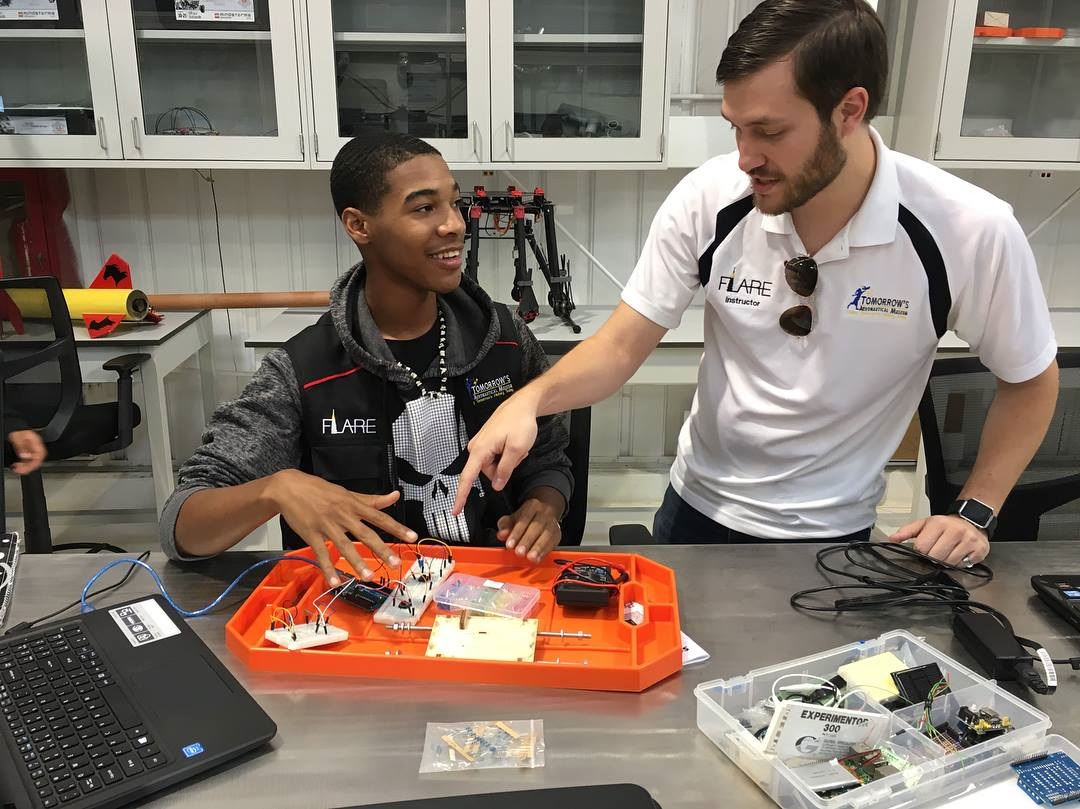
left=1031, top=574, right=1080, bottom=632
left=953, top=611, right=1061, bottom=695
left=956, top=705, right=1012, bottom=745
left=891, top=663, right=948, bottom=705
left=805, top=675, right=848, bottom=706
left=553, top=581, right=615, bottom=608
left=552, top=560, right=628, bottom=609
left=332, top=570, right=393, bottom=612
left=952, top=611, right=1029, bottom=680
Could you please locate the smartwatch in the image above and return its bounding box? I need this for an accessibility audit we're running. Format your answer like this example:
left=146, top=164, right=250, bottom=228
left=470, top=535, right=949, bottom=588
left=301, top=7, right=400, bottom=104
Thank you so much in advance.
left=947, top=498, right=997, bottom=539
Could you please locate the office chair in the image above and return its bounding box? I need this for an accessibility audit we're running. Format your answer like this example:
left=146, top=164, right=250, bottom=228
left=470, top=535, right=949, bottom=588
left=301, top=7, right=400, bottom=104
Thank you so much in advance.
left=557, top=407, right=591, bottom=547
left=0, top=276, right=148, bottom=553
left=919, top=351, right=1080, bottom=541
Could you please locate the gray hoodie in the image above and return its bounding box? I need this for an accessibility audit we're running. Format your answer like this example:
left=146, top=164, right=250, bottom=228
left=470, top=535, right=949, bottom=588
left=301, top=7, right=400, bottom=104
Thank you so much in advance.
left=160, top=264, right=573, bottom=560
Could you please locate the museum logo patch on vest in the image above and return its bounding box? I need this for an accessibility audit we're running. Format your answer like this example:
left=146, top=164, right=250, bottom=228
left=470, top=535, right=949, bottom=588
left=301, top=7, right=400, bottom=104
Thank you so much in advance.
left=466, top=373, right=514, bottom=404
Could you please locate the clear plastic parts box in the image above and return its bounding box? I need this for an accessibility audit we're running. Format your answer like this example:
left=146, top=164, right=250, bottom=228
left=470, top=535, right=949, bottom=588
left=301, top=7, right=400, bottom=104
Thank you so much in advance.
left=695, top=630, right=1066, bottom=809
left=433, top=573, right=541, bottom=619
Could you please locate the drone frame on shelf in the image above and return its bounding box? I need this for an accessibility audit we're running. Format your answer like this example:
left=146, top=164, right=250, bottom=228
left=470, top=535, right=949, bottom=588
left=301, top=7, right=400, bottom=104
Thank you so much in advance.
left=459, top=185, right=581, bottom=334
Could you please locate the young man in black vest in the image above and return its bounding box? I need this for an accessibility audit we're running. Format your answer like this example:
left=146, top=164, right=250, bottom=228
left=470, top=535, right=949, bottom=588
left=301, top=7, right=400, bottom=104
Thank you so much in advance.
left=160, top=133, right=573, bottom=586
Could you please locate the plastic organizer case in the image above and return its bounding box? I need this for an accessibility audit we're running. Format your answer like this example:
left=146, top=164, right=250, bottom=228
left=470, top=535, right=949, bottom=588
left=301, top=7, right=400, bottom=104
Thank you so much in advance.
left=434, top=573, right=540, bottom=619
left=695, top=630, right=1062, bottom=809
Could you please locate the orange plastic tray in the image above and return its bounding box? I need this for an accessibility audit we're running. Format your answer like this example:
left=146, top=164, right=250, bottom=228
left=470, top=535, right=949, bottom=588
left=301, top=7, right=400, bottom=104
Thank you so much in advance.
left=1014, top=27, right=1066, bottom=38
left=225, top=545, right=682, bottom=692
left=974, top=25, right=1012, bottom=37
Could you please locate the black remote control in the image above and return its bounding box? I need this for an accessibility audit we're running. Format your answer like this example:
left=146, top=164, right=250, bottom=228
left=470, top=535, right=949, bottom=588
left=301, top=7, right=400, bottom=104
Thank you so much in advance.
left=0, top=531, right=21, bottom=629
left=1031, top=574, right=1080, bottom=632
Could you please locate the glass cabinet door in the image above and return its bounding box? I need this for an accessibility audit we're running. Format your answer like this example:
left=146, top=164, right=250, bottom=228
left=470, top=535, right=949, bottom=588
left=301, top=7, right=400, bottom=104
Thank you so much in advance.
left=308, top=1, right=490, bottom=164
left=0, top=0, right=122, bottom=160
left=489, top=0, right=668, bottom=163
left=938, top=0, right=1080, bottom=162
left=107, top=0, right=304, bottom=161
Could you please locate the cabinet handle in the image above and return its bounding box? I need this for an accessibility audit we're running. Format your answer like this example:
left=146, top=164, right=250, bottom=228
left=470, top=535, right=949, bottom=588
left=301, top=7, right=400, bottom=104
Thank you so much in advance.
left=472, top=121, right=482, bottom=159
left=97, top=118, right=107, bottom=151
left=504, top=120, right=514, bottom=160
left=131, top=117, right=142, bottom=150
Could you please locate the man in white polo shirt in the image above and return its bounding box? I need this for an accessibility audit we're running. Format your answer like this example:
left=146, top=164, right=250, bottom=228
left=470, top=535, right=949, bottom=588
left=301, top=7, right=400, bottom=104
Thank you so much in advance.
left=453, top=0, right=1059, bottom=567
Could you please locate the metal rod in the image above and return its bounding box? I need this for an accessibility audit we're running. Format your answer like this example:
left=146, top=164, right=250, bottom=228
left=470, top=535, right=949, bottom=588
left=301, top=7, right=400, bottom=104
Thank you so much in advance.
left=389, top=623, right=591, bottom=639
left=148, top=291, right=330, bottom=311
left=538, top=629, right=591, bottom=639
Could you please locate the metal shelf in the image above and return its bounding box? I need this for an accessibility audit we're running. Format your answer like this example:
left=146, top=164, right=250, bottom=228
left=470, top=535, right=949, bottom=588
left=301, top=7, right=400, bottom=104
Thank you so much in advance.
left=332, top=32, right=466, bottom=45
left=0, top=29, right=85, bottom=39
left=972, top=36, right=1080, bottom=52
left=135, top=29, right=271, bottom=43
left=513, top=34, right=644, bottom=45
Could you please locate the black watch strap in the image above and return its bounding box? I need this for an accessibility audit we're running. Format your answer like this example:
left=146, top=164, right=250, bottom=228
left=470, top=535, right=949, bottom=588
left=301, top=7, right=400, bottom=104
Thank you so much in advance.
left=947, top=499, right=997, bottom=539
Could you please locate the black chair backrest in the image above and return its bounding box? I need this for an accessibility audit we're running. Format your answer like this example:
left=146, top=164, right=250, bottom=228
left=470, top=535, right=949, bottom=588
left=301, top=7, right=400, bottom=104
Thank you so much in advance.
left=0, top=276, right=82, bottom=534
left=918, top=351, right=1080, bottom=540
left=0, top=276, right=82, bottom=440
left=559, top=407, right=591, bottom=547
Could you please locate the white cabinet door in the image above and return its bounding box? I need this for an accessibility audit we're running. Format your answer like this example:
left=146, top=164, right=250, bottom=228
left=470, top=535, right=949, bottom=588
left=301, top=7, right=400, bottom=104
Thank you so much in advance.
left=107, top=0, right=305, bottom=161
left=0, top=0, right=123, bottom=161
left=489, top=0, right=669, bottom=163
left=308, top=0, right=490, bottom=165
left=937, top=0, right=1080, bottom=162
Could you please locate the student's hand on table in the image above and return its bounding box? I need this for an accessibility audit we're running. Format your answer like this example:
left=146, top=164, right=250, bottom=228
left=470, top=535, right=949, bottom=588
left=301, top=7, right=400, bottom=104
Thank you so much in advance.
left=267, top=469, right=417, bottom=586
left=887, top=515, right=989, bottom=568
left=497, top=486, right=565, bottom=564
left=7, top=430, right=46, bottom=475
left=453, top=392, right=541, bottom=516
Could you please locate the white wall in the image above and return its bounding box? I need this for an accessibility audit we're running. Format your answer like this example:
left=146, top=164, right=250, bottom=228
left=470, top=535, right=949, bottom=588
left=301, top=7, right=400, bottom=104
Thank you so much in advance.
left=951, top=170, right=1080, bottom=307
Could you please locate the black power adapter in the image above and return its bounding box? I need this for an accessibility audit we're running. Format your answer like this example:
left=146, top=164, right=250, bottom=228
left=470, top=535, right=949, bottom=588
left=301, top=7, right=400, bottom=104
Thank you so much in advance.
left=952, top=612, right=1027, bottom=680
left=952, top=612, right=1055, bottom=694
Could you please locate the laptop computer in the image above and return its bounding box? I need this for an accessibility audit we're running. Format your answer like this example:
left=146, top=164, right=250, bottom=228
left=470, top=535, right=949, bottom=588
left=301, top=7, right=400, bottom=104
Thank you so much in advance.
left=0, top=595, right=276, bottom=809
left=334, top=784, right=663, bottom=809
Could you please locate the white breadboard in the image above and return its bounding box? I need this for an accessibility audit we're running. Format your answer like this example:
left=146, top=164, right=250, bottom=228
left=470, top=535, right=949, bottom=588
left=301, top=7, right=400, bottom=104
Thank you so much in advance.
left=264, top=622, right=349, bottom=651
left=373, top=557, right=455, bottom=626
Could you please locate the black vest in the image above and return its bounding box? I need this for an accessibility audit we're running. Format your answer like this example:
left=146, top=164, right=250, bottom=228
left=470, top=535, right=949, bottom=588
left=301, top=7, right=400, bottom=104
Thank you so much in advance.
left=279, top=304, right=523, bottom=550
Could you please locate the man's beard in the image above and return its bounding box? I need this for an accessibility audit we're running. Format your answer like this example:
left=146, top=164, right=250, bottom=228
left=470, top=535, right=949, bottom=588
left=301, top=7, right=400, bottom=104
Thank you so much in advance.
left=752, top=122, right=848, bottom=215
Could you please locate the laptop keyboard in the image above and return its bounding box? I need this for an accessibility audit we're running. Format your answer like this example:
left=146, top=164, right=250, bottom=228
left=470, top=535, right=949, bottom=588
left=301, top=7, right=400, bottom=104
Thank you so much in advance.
left=0, top=624, right=166, bottom=807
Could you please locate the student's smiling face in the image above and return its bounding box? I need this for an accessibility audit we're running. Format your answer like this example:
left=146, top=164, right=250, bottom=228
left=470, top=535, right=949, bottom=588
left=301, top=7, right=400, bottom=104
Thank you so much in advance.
left=721, top=57, right=848, bottom=215
left=343, top=154, right=466, bottom=295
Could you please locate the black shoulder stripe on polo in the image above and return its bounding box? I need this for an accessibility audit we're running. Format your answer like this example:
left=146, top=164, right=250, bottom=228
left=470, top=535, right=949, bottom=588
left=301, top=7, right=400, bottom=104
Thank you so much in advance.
left=697, top=195, right=754, bottom=287
left=898, top=204, right=952, bottom=339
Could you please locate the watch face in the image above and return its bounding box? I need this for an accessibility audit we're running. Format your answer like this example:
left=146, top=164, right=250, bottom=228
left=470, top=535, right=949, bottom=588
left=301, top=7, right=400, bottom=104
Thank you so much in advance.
left=959, top=499, right=993, bottom=528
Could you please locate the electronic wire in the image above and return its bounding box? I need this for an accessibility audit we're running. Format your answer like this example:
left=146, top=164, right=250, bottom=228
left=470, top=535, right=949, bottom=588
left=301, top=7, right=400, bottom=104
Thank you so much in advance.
left=79, top=556, right=322, bottom=618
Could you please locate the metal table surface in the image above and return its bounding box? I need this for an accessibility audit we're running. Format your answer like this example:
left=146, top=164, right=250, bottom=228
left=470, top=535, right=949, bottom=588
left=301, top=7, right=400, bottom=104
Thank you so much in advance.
left=6, top=543, right=1080, bottom=809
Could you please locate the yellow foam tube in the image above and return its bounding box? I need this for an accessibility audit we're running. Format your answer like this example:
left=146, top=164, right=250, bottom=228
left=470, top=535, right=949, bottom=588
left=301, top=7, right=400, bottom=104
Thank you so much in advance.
left=5, top=288, right=150, bottom=321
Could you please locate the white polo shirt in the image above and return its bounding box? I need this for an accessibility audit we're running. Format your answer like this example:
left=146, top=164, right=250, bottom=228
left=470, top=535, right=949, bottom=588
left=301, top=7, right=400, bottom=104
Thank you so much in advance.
left=622, top=127, right=1056, bottom=538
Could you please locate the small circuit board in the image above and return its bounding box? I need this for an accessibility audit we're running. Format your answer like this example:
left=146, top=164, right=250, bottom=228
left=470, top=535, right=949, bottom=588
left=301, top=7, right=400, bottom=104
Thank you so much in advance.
left=1012, top=752, right=1080, bottom=806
